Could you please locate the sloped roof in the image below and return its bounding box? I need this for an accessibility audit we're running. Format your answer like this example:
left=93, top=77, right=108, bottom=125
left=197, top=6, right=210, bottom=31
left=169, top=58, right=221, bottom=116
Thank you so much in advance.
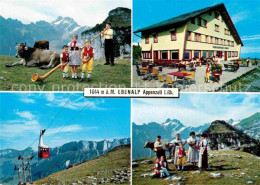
left=134, top=3, right=243, bottom=46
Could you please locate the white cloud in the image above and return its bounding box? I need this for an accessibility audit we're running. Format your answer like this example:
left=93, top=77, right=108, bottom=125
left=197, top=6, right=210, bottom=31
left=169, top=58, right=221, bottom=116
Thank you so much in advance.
left=0, top=0, right=131, bottom=27
left=231, top=11, right=249, bottom=24
left=241, top=34, right=260, bottom=41
left=241, top=46, right=260, bottom=54
left=0, top=123, right=40, bottom=137
left=16, top=111, right=34, bottom=120
left=19, top=97, right=35, bottom=103
left=45, top=94, right=105, bottom=110
left=46, top=124, right=84, bottom=135
left=132, top=95, right=260, bottom=127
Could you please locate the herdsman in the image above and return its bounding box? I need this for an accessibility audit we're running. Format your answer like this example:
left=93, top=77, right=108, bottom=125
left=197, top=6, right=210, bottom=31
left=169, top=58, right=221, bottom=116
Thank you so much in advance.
left=102, top=22, right=114, bottom=66
left=80, top=39, right=95, bottom=82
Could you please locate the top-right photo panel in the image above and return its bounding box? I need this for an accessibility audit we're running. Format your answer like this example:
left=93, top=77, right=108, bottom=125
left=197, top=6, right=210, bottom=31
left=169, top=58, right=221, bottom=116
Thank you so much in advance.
left=132, top=0, right=260, bottom=92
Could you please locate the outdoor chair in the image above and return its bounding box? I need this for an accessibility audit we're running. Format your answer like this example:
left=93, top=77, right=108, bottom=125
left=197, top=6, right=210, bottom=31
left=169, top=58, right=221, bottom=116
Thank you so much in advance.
left=184, top=71, right=196, bottom=85
left=151, top=69, right=159, bottom=79
left=158, top=74, right=167, bottom=87
left=166, top=76, right=178, bottom=88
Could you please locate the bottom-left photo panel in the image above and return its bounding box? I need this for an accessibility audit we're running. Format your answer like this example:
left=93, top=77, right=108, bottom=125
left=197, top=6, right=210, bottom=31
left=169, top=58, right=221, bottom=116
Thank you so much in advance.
left=0, top=93, right=131, bottom=185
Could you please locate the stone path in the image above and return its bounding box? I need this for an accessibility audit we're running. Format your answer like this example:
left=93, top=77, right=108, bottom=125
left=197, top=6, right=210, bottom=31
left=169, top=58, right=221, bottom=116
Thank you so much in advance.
left=132, top=61, right=259, bottom=92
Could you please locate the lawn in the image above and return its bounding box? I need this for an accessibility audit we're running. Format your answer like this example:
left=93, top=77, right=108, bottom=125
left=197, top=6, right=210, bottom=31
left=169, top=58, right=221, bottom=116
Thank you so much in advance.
left=132, top=150, right=260, bottom=185
left=0, top=55, right=131, bottom=91
left=34, top=145, right=130, bottom=185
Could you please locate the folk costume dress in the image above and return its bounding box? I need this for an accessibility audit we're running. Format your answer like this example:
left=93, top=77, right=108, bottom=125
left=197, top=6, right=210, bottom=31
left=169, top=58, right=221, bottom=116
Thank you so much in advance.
left=170, top=139, right=185, bottom=165
left=68, top=41, right=81, bottom=66
left=186, top=137, right=199, bottom=163
left=60, top=52, right=70, bottom=73
left=198, top=139, right=208, bottom=169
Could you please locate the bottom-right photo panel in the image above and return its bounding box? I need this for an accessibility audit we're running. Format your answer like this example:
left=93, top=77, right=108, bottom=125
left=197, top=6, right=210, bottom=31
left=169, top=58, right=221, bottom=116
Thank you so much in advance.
left=131, top=94, right=260, bottom=185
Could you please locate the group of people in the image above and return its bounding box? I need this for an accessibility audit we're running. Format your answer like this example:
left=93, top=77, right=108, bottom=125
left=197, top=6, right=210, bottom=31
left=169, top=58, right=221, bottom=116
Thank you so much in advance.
left=153, top=132, right=208, bottom=178
left=60, top=23, right=115, bottom=82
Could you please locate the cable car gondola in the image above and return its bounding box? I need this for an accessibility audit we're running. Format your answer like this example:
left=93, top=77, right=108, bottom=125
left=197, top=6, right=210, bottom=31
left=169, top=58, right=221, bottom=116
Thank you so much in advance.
left=38, top=129, right=49, bottom=159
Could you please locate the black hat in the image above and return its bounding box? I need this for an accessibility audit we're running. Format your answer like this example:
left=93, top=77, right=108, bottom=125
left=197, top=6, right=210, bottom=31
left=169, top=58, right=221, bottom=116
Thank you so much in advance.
left=157, top=135, right=161, bottom=139
left=190, top=131, right=195, bottom=136
left=200, top=132, right=208, bottom=137
left=106, top=22, right=111, bottom=26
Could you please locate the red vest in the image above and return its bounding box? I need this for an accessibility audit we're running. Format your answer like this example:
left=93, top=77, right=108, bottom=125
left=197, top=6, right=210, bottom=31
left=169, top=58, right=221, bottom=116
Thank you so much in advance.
left=83, top=47, right=94, bottom=64
left=61, top=52, right=69, bottom=70
left=62, top=52, right=70, bottom=62
left=178, top=148, right=186, bottom=156
left=206, top=67, right=210, bottom=73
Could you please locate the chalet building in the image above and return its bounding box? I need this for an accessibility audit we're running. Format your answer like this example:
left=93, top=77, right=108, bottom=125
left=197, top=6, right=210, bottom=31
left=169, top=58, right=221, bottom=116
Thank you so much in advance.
left=134, top=3, right=243, bottom=62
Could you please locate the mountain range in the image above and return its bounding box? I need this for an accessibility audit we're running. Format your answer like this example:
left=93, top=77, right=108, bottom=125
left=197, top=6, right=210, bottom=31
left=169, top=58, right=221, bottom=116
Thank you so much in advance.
left=0, top=138, right=130, bottom=185
left=132, top=112, right=260, bottom=159
left=0, top=7, right=131, bottom=59
left=0, top=15, right=90, bottom=56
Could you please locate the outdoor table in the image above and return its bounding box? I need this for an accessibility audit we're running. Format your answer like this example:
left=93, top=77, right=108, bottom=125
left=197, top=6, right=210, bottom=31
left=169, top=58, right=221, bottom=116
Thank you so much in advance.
left=167, top=72, right=191, bottom=85
left=142, top=68, right=154, bottom=80
left=168, top=72, right=191, bottom=78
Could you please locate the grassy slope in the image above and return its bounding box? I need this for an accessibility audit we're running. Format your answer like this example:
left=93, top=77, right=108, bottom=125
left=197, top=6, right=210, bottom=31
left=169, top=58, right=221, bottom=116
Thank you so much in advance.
left=33, top=145, right=130, bottom=185
left=133, top=150, right=260, bottom=185
left=0, top=55, right=130, bottom=91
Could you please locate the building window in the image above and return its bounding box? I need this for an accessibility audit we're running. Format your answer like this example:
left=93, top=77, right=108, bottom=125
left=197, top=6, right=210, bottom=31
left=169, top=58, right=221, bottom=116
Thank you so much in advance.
left=198, top=18, right=202, bottom=26
left=142, top=51, right=152, bottom=59
left=215, top=24, right=219, bottom=32
left=203, top=51, right=208, bottom=58
left=145, top=36, right=149, bottom=44
left=186, top=31, right=192, bottom=41
left=221, top=39, right=224, bottom=45
left=215, top=38, right=219, bottom=45
left=235, top=51, right=238, bottom=57
left=228, top=40, right=230, bottom=46
left=194, top=51, right=200, bottom=58
left=215, top=12, right=220, bottom=19
left=209, top=51, right=214, bottom=57
left=153, top=33, right=158, bottom=43
left=203, top=20, right=207, bottom=28
left=195, top=33, right=201, bottom=42
left=191, top=18, right=195, bottom=24
left=161, top=51, right=168, bottom=60
left=184, top=51, right=191, bottom=60
left=231, top=41, right=234, bottom=47
left=225, top=29, right=230, bottom=35
left=232, top=51, right=234, bottom=57
left=171, top=31, right=177, bottom=41
left=206, top=35, right=210, bottom=43
left=216, top=51, right=222, bottom=58
left=228, top=51, right=231, bottom=57
left=211, top=36, right=214, bottom=44
left=171, top=50, right=179, bottom=60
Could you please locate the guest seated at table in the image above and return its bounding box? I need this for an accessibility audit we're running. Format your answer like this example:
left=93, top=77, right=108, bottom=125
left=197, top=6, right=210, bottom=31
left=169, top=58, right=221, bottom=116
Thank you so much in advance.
left=234, top=62, right=239, bottom=71
left=178, top=61, right=189, bottom=71
left=190, top=58, right=196, bottom=71
left=196, top=57, right=201, bottom=67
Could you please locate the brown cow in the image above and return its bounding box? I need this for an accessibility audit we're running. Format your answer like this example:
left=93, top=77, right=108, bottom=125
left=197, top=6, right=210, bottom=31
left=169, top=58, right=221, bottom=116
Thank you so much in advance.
left=33, top=40, right=49, bottom=50
left=6, top=43, right=59, bottom=69
left=144, top=141, right=174, bottom=159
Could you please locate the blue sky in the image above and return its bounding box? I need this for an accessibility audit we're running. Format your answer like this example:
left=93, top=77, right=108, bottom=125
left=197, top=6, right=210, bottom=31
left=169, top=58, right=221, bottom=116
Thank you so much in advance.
left=133, top=0, right=260, bottom=58
left=132, top=94, right=260, bottom=126
left=0, top=93, right=130, bottom=150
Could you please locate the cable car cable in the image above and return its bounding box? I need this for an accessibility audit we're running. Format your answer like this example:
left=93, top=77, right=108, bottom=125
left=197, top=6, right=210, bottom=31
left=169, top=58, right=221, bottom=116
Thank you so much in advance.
left=22, top=94, right=74, bottom=157
left=46, top=98, right=94, bottom=145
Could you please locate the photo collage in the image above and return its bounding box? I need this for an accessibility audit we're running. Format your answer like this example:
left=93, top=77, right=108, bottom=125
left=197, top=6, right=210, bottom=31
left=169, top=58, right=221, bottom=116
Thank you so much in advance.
left=0, top=0, right=259, bottom=185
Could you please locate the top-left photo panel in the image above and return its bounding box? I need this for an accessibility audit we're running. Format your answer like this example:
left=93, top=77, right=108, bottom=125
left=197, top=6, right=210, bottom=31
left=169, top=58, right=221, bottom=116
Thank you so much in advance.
left=0, top=0, right=132, bottom=91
